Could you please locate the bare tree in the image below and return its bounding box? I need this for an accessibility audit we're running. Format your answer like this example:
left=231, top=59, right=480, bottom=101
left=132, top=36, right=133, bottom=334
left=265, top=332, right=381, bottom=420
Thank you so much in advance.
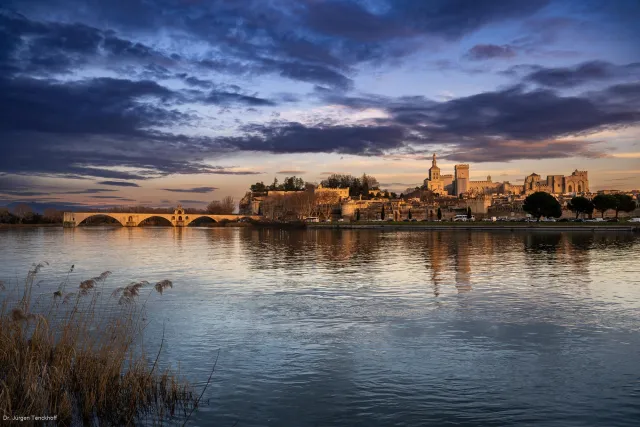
left=12, top=203, right=33, bottom=223
left=43, top=208, right=63, bottom=223
left=206, top=196, right=235, bottom=214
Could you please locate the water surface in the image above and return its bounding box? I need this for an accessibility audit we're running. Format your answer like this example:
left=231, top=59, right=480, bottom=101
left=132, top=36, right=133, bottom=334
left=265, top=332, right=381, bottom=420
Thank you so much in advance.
left=1, top=227, right=639, bottom=426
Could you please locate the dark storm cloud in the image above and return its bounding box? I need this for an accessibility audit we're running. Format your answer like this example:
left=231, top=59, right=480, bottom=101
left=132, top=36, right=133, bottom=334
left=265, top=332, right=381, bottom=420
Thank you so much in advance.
left=227, top=82, right=640, bottom=161
left=304, top=0, right=550, bottom=41
left=0, top=76, right=180, bottom=135
left=223, top=122, right=409, bottom=156
left=97, top=181, right=141, bottom=187
left=0, top=75, right=243, bottom=179
left=466, top=44, right=517, bottom=61
left=524, top=61, right=640, bottom=88
left=1, top=0, right=639, bottom=174
left=1, top=0, right=555, bottom=89
left=162, top=187, right=217, bottom=194
left=0, top=12, right=176, bottom=76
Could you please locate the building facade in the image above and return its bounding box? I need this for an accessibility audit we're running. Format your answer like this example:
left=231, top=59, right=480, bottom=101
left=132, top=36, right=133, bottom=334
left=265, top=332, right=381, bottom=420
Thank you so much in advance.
left=423, top=153, right=590, bottom=197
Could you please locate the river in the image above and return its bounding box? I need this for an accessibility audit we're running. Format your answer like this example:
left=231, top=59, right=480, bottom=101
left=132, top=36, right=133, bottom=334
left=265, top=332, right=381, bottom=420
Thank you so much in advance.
left=1, top=227, right=639, bottom=426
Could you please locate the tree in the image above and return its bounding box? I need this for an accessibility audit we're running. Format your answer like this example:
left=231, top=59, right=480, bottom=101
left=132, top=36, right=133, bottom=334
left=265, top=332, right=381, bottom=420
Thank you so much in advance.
left=269, top=177, right=279, bottom=191
left=592, top=194, right=616, bottom=218
left=384, top=191, right=390, bottom=198
left=523, top=192, right=562, bottom=221
left=437, top=207, right=442, bottom=220
left=567, top=196, right=594, bottom=219
left=466, top=207, right=472, bottom=219
left=381, top=205, right=385, bottom=220
left=408, top=209, right=412, bottom=220
left=283, top=176, right=305, bottom=191
left=612, top=194, right=636, bottom=218
left=250, top=181, right=267, bottom=193
left=43, top=208, right=63, bottom=223
left=356, top=209, right=360, bottom=221
left=206, top=196, right=235, bottom=214
left=390, top=192, right=397, bottom=199
left=12, top=203, right=32, bottom=224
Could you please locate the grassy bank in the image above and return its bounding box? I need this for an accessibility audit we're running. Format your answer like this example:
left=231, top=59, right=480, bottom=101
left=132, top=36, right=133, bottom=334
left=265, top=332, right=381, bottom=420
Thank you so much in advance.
left=0, top=264, right=207, bottom=425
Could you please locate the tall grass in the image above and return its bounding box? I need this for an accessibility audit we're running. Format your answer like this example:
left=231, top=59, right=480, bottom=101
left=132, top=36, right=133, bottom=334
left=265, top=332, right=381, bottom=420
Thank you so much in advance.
left=0, top=263, right=202, bottom=425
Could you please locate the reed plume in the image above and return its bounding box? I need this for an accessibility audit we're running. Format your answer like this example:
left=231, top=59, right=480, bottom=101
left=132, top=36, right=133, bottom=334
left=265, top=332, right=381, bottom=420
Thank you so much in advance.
left=0, top=264, right=199, bottom=425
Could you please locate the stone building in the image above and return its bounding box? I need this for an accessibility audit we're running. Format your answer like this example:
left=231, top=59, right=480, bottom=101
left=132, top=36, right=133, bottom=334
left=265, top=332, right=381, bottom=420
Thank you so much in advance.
left=423, top=153, right=590, bottom=197
left=314, top=185, right=350, bottom=200
left=523, top=170, right=589, bottom=194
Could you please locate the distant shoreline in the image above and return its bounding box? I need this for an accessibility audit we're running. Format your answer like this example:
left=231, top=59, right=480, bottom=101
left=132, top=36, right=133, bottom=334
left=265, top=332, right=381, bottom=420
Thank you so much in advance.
left=2, top=222, right=637, bottom=232
left=307, top=222, right=639, bottom=232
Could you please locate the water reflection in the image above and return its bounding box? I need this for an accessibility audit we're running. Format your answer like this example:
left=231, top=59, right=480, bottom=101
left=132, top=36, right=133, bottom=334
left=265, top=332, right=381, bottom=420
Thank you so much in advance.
left=1, top=228, right=640, bottom=427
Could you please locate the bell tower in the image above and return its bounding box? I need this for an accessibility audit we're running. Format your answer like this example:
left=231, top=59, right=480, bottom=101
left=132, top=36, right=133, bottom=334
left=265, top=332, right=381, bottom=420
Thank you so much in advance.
left=429, top=153, right=440, bottom=181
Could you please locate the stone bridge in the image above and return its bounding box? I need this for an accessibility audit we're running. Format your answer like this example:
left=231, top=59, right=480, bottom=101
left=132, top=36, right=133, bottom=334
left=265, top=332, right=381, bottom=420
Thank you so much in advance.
left=63, top=205, right=261, bottom=227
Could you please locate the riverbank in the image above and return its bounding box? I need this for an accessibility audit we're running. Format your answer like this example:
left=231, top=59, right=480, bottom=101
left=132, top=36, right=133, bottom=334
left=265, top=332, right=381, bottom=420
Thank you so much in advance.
left=308, top=222, right=639, bottom=232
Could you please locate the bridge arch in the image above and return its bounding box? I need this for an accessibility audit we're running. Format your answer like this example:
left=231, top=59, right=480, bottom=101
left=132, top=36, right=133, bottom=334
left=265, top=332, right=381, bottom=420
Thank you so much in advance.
left=187, top=216, right=218, bottom=226
left=137, top=215, right=173, bottom=226
left=76, top=213, right=126, bottom=226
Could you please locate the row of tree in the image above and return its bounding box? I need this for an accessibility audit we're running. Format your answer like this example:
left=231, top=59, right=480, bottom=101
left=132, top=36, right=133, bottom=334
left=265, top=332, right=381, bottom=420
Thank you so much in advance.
left=250, top=176, right=306, bottom=193
left=524, top=192, right=637, bottom=221
left=249, top=173, right=405, bottom=200
left=567, top=194, right=636, bottom=218
left=319, top=173, right=381, bottom=198
left=0, top=205, right=63, bottom=224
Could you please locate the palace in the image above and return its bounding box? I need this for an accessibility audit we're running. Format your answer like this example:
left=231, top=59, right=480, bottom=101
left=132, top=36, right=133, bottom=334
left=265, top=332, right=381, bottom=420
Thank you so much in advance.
left=423, top=153, right=589, bottom=196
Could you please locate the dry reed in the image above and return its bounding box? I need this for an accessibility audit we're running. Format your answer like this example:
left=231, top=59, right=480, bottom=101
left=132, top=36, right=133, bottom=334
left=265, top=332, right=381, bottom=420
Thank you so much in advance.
left=0, top=263, right=202, bottom=425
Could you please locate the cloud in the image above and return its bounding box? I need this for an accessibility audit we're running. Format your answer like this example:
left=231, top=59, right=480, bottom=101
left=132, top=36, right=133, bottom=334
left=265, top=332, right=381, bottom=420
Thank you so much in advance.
left=97, top=181, right=141, bottom=187
left=62, top=188, right=117, bottom=194
left=0, top=190, right=51, bottom=196
left=466, top=44, right=517, bottom=61
left=276, top=170, right=307, bottom=174
left=226, top=82, right=640, bottom=162
left=204, top=91, right=276, bottom=107
left=162, top=187, right=217, bottom=193
left=177, top=199, right=206, bottom=204
left=90, top=195, right=134, bottom=199
left=522, top=61, right=640, bottom=88
left=223, top=122, right=408, bottom=155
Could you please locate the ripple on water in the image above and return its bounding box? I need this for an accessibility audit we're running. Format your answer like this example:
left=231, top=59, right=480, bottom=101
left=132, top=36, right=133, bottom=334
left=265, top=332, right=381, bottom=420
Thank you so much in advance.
left=1, top=227, right=640, bottom=426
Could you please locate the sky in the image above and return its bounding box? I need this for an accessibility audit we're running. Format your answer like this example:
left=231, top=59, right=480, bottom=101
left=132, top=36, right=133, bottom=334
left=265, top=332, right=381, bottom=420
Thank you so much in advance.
left=0, top=0, right=639, bottom=210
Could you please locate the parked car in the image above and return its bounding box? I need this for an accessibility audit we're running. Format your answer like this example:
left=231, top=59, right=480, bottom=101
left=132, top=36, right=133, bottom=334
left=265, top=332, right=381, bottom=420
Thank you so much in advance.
left=628, top=218, right=640, bottom=223
left=558, top=218, right=570, bottom=222
left=587, top=218, right=605, bottom=222
left=607, top=218, right=619, bottom=222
